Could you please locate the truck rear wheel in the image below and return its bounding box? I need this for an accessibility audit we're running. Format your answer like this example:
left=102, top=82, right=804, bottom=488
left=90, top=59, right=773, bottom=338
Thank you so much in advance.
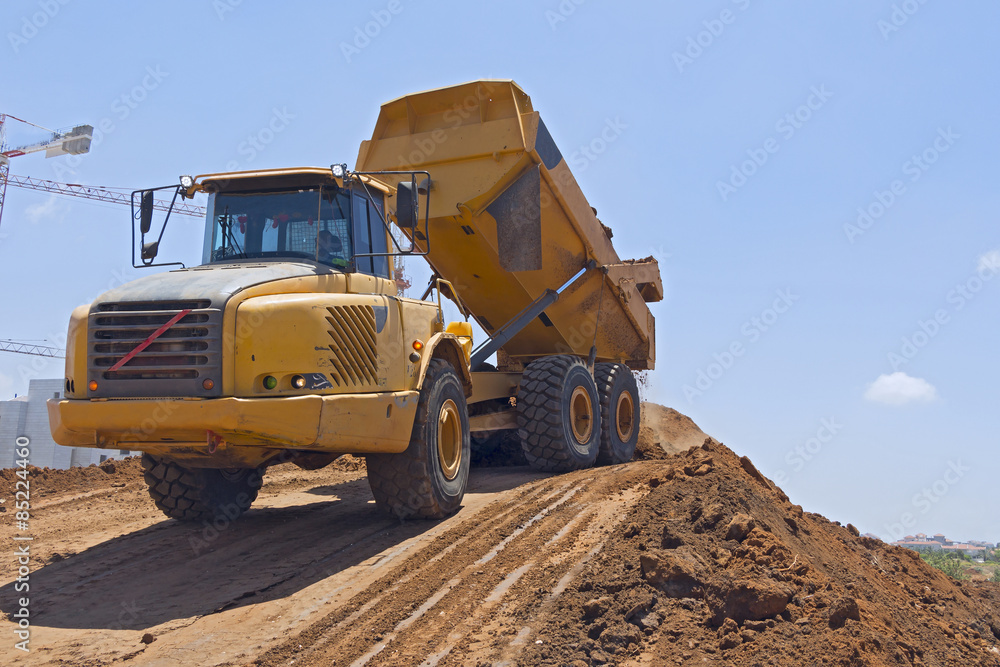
left=517, top=355, right=601, bottom=472
left=595, top=363, right=640, bottom=465
left=366, top=358, right=470, bottom=520
left=141, top=454, right=263, bottom=522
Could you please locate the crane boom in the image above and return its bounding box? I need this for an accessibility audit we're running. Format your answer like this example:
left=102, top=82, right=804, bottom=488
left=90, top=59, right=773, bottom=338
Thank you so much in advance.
left=7, top=174, right=206, bottom=217
left=0, top=340, right=65, bottom=358
left=0, top=114, right=205, bottom=225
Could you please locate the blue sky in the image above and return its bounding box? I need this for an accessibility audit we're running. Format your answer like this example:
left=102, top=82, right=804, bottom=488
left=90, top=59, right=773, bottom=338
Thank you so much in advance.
left=1, top=1, right=997, bottom=543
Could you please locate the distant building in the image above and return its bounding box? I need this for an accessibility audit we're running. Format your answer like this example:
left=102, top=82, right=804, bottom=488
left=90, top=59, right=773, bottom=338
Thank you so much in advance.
left=895, top=540, right=943, bottom=553
left=0, top=379, right=130, bottom=469
left=892, top=532, right=994, bottom=557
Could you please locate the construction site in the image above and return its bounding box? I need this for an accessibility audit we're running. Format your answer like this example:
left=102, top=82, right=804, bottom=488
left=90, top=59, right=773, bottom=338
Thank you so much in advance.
left=0, top=75, right=997, bottom=666
left=0, top=410, right=999, bottom=665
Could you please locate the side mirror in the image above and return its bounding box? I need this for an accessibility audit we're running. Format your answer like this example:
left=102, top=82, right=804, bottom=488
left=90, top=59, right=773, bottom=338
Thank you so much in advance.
left=139, top=191, right=154, bottom=234
left=395, top=180, right=417, bottom=229
left=141, top=241, right=159, bottom=261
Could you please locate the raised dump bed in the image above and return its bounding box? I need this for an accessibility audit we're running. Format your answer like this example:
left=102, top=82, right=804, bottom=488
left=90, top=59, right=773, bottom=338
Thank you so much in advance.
left=356, top=80, right=661, bottom=370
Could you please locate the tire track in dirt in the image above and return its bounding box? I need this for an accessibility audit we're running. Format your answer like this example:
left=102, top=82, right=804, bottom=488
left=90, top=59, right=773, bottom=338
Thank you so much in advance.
left=247, top=477, right=573, bottom=666
left=251, top=469, right=652, bottom=667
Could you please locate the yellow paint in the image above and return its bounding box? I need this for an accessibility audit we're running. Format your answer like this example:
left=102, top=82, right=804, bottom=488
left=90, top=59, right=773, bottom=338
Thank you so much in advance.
left=356, top=80, right=659, bottom=369
left=47, top=390, right=419, bottom=464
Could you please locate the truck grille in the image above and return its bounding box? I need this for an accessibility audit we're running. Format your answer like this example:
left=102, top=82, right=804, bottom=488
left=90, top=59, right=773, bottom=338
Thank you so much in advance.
left=88, top=300, right=223, bottom=397
left=326, top=305, right=378, bottom=387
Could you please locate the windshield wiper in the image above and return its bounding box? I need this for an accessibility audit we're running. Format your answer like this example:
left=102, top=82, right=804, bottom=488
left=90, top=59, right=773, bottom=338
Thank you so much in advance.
left=219, top=206, right=247, bottom=259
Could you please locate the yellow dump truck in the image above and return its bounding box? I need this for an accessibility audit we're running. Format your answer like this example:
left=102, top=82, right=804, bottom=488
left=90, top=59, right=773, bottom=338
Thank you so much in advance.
left=47, top=80, right=661, bottom=521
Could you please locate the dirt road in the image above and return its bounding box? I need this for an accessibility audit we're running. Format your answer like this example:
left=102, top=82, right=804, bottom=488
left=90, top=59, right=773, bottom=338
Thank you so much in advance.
left=0, top=456, right=654, bottom=666
left=2, top=407, right=999, bottom=666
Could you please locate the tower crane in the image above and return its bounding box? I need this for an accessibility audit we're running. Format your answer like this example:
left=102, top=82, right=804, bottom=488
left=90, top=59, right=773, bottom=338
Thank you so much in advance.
left=0, top=113, right=205, bottom=227
left=1, top=114, right=204, bottom=361
left=0, top=113, right=93, bottom=227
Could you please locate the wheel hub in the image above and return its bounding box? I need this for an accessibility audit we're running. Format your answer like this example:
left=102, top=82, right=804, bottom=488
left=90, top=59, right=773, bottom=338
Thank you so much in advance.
left=615, top=390, right=635, bottom=442
left=437, top=398, right=462, bottom=480
left=570, top=386, right=594, bottom=445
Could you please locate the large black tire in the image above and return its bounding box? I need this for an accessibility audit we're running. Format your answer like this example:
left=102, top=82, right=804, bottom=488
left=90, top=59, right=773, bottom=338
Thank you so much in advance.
left=366, top=358, right=470, bottom=520
left=594, top=363, right=640, bottom=465
left=141, top=454, right=263, bottom=522
left=517, top=355, right=601, bottom=472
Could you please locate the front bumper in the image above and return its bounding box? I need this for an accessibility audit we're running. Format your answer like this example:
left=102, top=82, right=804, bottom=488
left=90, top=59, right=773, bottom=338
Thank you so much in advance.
left=48, top=391, right=420, bottom=460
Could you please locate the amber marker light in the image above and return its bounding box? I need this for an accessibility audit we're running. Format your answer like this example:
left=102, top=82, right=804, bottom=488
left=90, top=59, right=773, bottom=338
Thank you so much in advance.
left=202, top=378, right=215, bottom=390
left=412, top=340, right=424, bottom=351
left=88, top=380, right=98, bottom=392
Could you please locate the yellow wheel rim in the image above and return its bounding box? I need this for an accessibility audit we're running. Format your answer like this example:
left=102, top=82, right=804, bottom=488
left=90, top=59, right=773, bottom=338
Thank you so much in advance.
left=570, top=386, right=594, bottom=445
left=437, top=399, right=462, bottom=481
left=615, top=390, right=636, bottom=442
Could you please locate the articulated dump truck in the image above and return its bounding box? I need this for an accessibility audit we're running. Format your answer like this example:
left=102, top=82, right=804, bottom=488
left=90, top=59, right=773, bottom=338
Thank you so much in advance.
left=47, top=80, right=662, bottom=521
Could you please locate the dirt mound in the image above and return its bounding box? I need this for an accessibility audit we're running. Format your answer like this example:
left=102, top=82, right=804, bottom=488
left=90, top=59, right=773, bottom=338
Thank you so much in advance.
left=636, top=402, right=712, bottom=460
left=0, top=456, right=146, bottom=502
left=0, top=454, right=367, bottom=507
left=519, top=439, right=1000, bottom=666
left=329, top=454, right=366, bottom=472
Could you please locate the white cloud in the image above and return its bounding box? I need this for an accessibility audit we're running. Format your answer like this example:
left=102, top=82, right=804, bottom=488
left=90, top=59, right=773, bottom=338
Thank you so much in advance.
left=864, top=372, right=938, bottom=406
left=978, top=249, right=1000, bottom=274
left=25, top=195, right=69, bottom=225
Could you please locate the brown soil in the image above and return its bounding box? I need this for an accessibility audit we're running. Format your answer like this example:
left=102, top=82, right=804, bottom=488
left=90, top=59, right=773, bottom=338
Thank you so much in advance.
left=0, top=406, right=996, bottom=666
left=636, top=402, right=713, bottom=460
left=0, top=456, right=147, bottom=500
left=515, top=440, right=1000, bottom=666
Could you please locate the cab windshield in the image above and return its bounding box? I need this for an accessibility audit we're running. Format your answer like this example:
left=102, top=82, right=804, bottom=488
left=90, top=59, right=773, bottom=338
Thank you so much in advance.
left=206, top=187, right=352, bottom=269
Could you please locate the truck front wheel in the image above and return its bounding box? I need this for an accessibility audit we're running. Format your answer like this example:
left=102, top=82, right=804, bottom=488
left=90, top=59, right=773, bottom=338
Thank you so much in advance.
left=141, top=454, right=263, bottom=522
left=366, top=358, right=470, bottom=520
left=517, top=355, right=601, bottom=472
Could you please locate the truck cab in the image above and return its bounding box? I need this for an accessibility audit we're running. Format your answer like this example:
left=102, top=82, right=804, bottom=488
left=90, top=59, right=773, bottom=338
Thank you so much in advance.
left=49, top=166, right=476, bottom=521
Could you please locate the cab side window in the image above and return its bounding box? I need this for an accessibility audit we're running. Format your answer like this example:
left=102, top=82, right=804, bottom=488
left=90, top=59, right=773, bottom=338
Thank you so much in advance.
left=352, top=191, right=390, bottom=278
